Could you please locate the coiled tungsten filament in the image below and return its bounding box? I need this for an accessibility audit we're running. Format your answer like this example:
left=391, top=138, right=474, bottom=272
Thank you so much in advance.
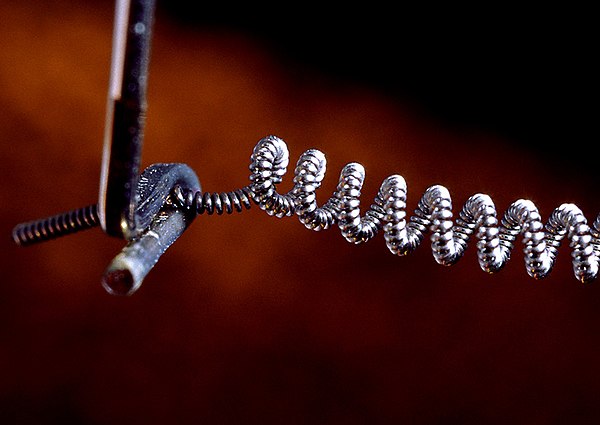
left=173, top=135, right=600, bottom=283
left=14, top=135, right=599, bottom=284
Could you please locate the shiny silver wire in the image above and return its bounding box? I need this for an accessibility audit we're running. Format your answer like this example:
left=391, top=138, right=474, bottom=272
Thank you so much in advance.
left=173, top=135, right=600, bottom=283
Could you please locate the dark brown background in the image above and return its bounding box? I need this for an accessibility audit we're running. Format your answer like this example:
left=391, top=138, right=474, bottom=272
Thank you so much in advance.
left=1, top=1, right=598, bottom=424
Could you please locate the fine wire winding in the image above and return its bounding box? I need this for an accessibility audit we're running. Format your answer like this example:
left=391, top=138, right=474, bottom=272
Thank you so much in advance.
left=172, top=135, right=600, bottom=283
left=12, top=204, right=99, bottom=246
left=13, top=134, right=600, bottom=283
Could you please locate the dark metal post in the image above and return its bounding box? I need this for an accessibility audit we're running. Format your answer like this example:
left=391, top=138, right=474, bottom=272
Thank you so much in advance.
left=99, top=0, right=156, bottom=239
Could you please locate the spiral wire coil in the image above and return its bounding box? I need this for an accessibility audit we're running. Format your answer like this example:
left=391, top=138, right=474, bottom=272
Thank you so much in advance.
left=172, top=135, right=600, bottom=283
left=13, top=135, right=600, bottom=283
left=12, top=204, right=99, bottom=247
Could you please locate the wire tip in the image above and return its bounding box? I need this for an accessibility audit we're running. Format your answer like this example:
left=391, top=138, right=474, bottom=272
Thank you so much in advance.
left=102, top=268, right=136, bottom=296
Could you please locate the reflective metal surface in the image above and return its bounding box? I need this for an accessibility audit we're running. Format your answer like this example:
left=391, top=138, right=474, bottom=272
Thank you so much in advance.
left=99, top=0, right=156, bottom=239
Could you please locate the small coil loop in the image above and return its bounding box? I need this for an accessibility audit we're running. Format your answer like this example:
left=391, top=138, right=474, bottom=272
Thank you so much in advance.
left=172, top=185, right=254, bottom=216
left=12, top=204, right=99, bottom=246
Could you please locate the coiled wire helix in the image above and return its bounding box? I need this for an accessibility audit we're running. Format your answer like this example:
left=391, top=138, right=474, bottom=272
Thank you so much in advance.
left=12, top=204, right=100, bottom=246
left=12, top=134, right=600, bottom=283
left=172, top=135, right=600, bottom=283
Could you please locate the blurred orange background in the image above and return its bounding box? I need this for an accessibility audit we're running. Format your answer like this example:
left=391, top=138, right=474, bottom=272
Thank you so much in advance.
left=1, top=1, right=598, bottom=423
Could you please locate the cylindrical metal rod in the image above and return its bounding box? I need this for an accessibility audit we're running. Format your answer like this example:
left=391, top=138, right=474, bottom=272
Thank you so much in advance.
left=99, top=0, right=156, bottom=240
left=102, top=208, right=191, bottom=296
